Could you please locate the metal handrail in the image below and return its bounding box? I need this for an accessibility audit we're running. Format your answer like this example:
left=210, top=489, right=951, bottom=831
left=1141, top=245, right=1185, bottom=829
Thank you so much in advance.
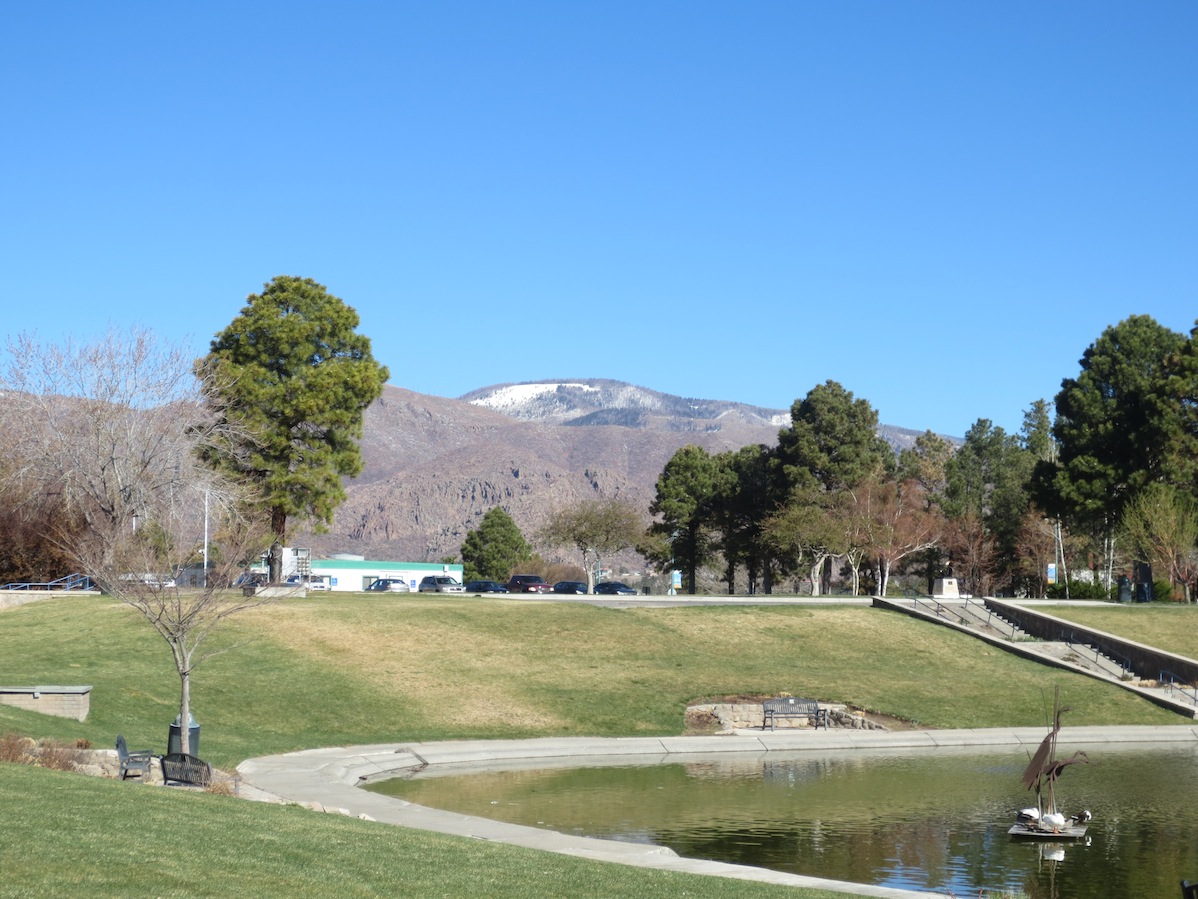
left=0, top=573, right=92, bottom=591
left=907, top=595, right=1023, bottom=641
left=960, top=597, right=1019, bottom=639
left=1060, top=628, right=1132, bottom=677
left=1159, top=670, right=1198, bottom=706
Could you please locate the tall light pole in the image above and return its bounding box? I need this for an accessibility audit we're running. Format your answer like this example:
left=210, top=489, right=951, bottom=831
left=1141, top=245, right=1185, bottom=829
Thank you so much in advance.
left=202, top=489, right=209, bottom=588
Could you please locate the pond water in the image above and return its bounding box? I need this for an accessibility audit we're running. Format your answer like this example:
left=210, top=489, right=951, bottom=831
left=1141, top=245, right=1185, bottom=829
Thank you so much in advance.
left=368, top=743, right=1198, bottom=898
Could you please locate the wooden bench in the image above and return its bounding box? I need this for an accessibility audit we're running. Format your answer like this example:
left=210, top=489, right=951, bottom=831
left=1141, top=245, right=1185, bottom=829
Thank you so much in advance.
left=115, top=734, right=153, bottom=780
left=161, top=752, right=212, bottom=787
left=762, top=697, right=828, bottom=731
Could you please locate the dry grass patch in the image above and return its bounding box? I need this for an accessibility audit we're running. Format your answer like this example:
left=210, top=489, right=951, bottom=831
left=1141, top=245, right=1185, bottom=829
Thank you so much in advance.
left=245, top=600, right=573, bottom=730
left=0, top=733, right=88, bottom=771
left=208, top=596, right=1186, bottom=739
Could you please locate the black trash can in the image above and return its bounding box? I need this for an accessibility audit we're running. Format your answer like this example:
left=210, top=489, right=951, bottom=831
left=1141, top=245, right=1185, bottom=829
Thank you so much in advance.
left=168, top=713, right=200, bottom=756
left=1117, top=575, right=1133, bottom=604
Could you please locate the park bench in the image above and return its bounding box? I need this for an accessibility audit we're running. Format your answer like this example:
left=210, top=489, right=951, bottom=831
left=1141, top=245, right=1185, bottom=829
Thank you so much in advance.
left=762, top=697, right=828, bottom=731
left=161, top=752, right=212, bottom=787
left=115, top=734, right=153, bottom=780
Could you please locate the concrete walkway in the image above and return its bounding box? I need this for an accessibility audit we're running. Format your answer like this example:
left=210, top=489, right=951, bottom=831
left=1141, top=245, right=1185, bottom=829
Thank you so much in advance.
left=237, top=725, right=1198, bottom=898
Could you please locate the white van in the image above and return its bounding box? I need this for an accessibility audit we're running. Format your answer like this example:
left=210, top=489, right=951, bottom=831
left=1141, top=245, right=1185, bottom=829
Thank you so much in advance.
left=285, top=575, right=330, bottom=592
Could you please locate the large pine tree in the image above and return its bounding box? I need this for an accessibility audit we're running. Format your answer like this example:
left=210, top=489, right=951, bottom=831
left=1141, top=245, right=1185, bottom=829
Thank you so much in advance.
left=197, top=276, right=389, bottom=579
left=460, top=507, right=533, bottom=582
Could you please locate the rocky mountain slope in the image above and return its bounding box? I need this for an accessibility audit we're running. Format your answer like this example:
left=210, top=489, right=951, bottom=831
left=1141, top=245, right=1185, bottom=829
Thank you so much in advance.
left=297, top=379, right=930, bottom=564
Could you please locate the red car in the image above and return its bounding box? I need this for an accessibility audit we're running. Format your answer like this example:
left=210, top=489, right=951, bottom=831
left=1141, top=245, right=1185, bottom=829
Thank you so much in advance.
left=505, top=575, right=553, bottom=593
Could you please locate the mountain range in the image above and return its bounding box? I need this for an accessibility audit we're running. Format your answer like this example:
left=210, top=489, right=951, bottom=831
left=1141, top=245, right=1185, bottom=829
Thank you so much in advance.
left=296, top=379, right=931, bottom=564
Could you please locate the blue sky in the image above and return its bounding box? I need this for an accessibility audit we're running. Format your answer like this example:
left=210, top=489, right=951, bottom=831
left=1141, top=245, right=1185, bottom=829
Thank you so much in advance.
left=3, top=2, right=1195, bottom=439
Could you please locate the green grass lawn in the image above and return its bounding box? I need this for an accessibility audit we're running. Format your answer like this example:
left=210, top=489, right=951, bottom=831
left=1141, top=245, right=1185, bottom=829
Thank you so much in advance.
left=0, top=593, right=1185, bottom=768
left=0, top=761, right=852, bottom=899
left=1037, top=601, right=1198, bottom=658
left=0, top=592, right=1184, bottom=898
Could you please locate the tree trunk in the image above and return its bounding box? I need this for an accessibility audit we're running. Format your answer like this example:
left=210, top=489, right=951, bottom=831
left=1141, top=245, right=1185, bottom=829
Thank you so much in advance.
left=878, top=558, right=891, bottom=597
left=808, top=553, right=827, bottom=597
left=178, top=667, right=192, bottom=755
left=269, top=507, right=287, bottom=582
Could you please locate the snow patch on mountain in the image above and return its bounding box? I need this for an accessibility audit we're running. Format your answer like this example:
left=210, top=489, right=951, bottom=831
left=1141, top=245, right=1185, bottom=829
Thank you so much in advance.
left=468, top=382, right=598, bottom=415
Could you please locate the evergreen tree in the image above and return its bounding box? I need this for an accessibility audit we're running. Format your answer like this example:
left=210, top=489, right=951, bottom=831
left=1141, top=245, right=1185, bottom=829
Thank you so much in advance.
left=648, top=445, right=720, bottom=594
left=710, top=444, right=776, bottom=594
left=775, top=380, right=891, bottom=494
left=196, top=276, right=388, bottom=580
left=1164, top=321, right=1198, bottom=499
left=1020, top=399, right=1055, bottom=464
left=460, top=507, right=533, bottom=582
left=1032, top=315, right=1186, bottom=581
left=897, top=431, right=954, bottom=498
left=943, top=419, right=1032, bottom=559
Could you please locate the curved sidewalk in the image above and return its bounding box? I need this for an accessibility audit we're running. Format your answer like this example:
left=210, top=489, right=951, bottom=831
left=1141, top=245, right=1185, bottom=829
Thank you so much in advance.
left=237, top=725, right=1198, bottom=898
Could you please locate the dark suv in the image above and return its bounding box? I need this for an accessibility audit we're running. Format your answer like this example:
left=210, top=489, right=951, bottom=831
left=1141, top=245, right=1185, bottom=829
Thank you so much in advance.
left=505, top=575, right=553, bottom=594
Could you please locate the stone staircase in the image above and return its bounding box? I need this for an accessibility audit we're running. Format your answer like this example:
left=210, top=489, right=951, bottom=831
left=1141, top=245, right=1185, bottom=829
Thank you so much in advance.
left=878, top=596, right=1198, bottom=718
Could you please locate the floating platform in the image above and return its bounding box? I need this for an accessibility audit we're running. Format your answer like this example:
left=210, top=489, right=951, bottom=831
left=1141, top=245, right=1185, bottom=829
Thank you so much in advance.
left=1009, top=822, right=1089, bottom=840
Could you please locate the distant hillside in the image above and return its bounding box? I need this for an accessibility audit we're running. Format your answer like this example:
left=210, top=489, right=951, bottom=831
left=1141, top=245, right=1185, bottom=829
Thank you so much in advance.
left=463, top=379, right=931, bottom=452
left=461, top=379, right=789, bottom=430
left=297, top=379, right=944, bottom=565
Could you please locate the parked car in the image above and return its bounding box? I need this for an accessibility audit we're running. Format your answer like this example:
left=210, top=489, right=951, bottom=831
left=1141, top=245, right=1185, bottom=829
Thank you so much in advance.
left=285, top=575, right=330, bottom=591
left=505, top=575, right=553, bottom=594
left=120, top=572, right=178, bottom=588
left=553, top=581, right=589, bottom=594
left=419, top=575, right=465, bottom=593
left=593, top=581, right=637, bottom=595
left=366, top=578, right=410, bottom=593
left=463, top=580, right=509, bottom=594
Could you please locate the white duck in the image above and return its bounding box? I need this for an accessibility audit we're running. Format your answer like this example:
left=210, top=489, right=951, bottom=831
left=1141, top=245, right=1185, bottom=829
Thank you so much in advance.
left=1042, top=812, right=1067, bottom=832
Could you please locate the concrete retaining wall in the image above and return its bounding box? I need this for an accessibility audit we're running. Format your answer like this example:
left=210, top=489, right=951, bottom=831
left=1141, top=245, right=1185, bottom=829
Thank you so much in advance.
left=986, top=600, right=1198, bottom=684
left=0, top=686, right=92, bottom=721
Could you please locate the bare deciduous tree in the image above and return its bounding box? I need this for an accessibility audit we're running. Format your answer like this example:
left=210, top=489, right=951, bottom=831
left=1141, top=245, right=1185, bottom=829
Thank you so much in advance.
left=1120, top=482, right=1198, bottom=602
left=0, top=327, right=275, bottom=753
left=853, top=477, right=944, bottom=597
left=1015, top=509, right=1058, bottom=598
left=945, top=512, right=997, bottom=598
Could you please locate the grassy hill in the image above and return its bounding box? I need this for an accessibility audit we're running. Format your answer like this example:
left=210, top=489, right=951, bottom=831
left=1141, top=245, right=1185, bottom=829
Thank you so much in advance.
left=0, top=594, right=1186, bottom=771
left=2, top=593, right=1192, bottom=899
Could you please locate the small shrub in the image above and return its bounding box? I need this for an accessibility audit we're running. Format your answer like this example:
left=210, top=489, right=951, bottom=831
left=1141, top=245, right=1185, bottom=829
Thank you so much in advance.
left=0, top=734, right=84, bottom=772
left=0, top=733, right=35, bottom=763
left=206, top=775, right=237, bottom=796
left=1046, top=578, right=1112, bottom=600
left=34, top=739, right=84, bottom=772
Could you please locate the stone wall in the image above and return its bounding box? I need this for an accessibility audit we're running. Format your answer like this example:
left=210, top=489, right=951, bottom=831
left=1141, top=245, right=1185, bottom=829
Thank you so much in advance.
left=687, top=701, right=885, bottom=733
left=0, top=686, right=91, bottom=721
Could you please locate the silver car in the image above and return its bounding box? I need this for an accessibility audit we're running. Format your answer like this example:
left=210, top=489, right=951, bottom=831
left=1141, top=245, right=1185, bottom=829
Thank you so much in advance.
left=418, top=575, right=465, bottom=593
